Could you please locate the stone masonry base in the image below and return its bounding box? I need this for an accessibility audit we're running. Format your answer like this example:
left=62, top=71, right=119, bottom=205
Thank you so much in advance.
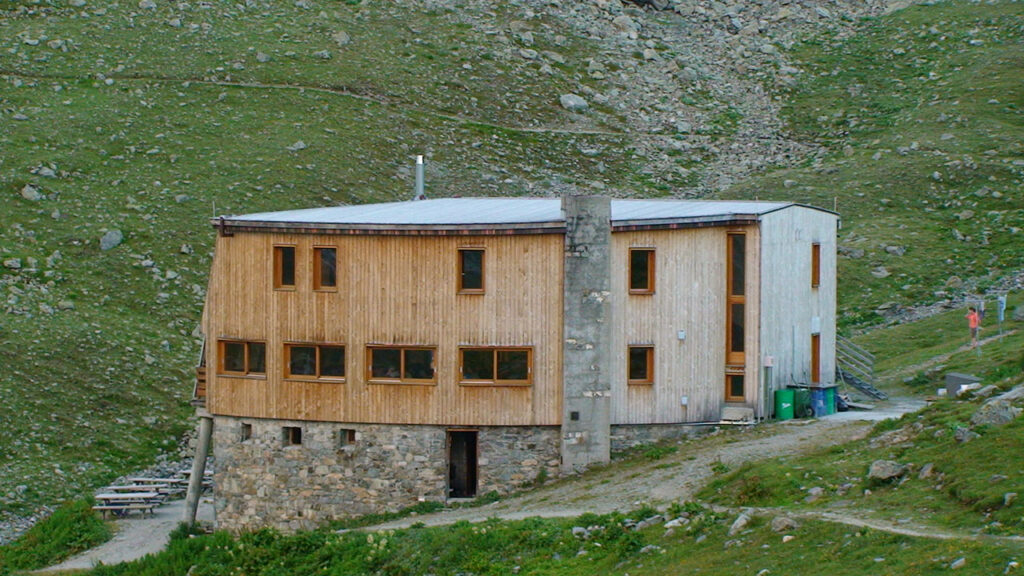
left=212, top=416, right=560, bottom=533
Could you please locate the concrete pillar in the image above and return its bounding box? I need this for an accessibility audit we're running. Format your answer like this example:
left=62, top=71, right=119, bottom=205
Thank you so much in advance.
left=560, top=196, right=612, bottom=473
left=183, top=411, right=213, bottom=524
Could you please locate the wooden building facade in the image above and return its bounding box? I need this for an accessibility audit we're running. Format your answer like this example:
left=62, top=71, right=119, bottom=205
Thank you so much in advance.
left=198, top=197, right=838, bottom=532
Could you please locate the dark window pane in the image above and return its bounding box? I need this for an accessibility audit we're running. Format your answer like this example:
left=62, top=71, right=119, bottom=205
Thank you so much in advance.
left=371, top=348, right=401, bottom=378
left=730, top=303, right=745, bottom=352
left=729, top=375, right=745, bottom=398
left=224, top=342, right=245, bottom=372
left=628, top=347, right=651, bottom=381
left=320, top=346, right=345, bottom=377
left=462, top=349, right=494, bottom=380
left=460, top=250, right=483, bottom=291
left=278, top=246, right=295, bottom=286
left=630, top=250, right=651, bottom=291
left=289, top=346, right=316, bottom=376
left=404, top=349, right=435, bottom=379
left=247, top=342, right=266, bottom=374
left=318, top=248, right=337, bottom=288
left=730, top=235, right=745, bottom=296
left=497, top=350, right=529, bottom=381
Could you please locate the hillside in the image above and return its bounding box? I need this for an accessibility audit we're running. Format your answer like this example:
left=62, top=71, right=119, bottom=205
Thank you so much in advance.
left=0, top=0, right=1021, bottom=540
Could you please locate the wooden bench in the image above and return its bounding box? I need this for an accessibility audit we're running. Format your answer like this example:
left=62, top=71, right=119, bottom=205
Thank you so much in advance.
left=92, top=503, right=157, bottom=518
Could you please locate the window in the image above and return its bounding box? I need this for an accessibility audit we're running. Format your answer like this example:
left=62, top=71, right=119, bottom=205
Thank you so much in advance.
left=811, top=334, right=821, bottom=384
left=726, top=233, right=746, bottom=365
left=285, top=344, right=345, bottom=380
left=283, top=426, right=302, bottom=446
left=627, top=346, right=654, bottom=385
left=459, top=347, right=532, bottom=385
left=274, top=245, right=296, bottom=289
left=725, top=373, right=745, bottom=402
left=218, top=340, right=266, bottom=376
left=240, top=422, right=252, bottom=442
left=811, top=243, right=821, bottom=288
left=629, top=248, right=655, bottom=294
left=314, top=247, right=337, bottom=290
left=367, top=346, right=436, bottom=383
left=338, top=428, right=356, bottom=447
left=458, top=248, right=484, bottom=293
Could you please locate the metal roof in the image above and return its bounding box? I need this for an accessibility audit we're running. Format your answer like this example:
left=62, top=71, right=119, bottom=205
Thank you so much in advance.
left=217, top=198, right=833, bottom=234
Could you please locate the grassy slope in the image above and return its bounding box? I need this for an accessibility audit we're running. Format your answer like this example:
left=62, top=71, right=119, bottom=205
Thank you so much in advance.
left=0, top=0, right=1021, bottom=553
left=718, top=0, right=1024, bottom=323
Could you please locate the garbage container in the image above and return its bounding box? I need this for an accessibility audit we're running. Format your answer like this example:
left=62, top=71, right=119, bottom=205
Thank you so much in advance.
left=789, top=386, right=812, bottom=418
left=824, top=387, right=836, bottom=415
left=810, top=388, right=828, bottom=417
left=774, top=389, right=794, bottom=421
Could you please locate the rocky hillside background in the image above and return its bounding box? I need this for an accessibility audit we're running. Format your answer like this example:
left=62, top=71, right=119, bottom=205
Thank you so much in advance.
left=0, top=0, right=1021, bottom=540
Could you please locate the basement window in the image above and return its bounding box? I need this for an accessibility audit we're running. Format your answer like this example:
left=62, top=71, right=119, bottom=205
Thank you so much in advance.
left=283, top=426, right=302, bottom=446
left=274, top=245, right=296, bottom=290
left=240, top=422, right=252, bottom=442
left=458, top=248, right=485, bottom=293
left=219, top=340, right=266, bottom=376
left=314, top=246, right=337, bottom=291
left=285, top=344, right=345, bottom=380
left=629, top=248, right=655, bottom=294
left=459, top=347, right=532, bottom=386
left=628, top=346, right=654, bottom=385
left=338, top=428, right=356, bottom=447
left=367, top=346, right=436, bottom=384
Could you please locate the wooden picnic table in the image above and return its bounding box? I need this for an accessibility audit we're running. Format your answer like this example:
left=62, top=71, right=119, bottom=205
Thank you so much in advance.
left=106, top=484, right=170, bottom=492
left=130, top=477, right=190, bottom=485
left=93, top=492, right=163, bottom=518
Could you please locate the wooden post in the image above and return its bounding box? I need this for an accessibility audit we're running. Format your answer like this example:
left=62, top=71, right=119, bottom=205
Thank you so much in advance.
left=183, top=411, right=213, bottom=524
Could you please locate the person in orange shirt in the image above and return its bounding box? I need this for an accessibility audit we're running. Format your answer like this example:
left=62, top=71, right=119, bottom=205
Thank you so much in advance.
left=965, top=306, right=980, bottom=347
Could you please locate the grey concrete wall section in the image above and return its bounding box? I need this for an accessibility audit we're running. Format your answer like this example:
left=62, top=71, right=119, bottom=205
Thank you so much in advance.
left=212, top=417, right=560, bottom=533
left=561, top=196, right=612, bottom=473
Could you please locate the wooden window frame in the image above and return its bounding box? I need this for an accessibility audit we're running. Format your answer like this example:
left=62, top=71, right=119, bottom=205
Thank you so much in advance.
left=273, top=245, right=297, bottom=290
left=217, top=339, right=266, bottom=377
left=724, top=370, right=745, bottom=402
left=338, top=428, right=357, bottom=447
left=458, top=347, right=533, bottom=386
left=811, top=243, right=821, bottom=289
left=627, top=345, right=654, bottom=385
left=240, top=422, right=253, bottom=442
left=313, top=246, right=338, bottom=292
left=284, top=343, right=346, bottom=382
left=725, top=232, right=746, bottom=366
left=282, top=426, right=302, bottom=446
left=458, top=248, right=485, bottom=294
left=366, top=345, right=438, bottom=385
left=811, top=334, right=821, bottom=384
left=628, top=248, right=656, bottom=295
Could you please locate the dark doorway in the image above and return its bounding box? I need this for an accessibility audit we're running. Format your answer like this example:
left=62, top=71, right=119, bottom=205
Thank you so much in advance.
left=448, top=430, right=478, bottom=499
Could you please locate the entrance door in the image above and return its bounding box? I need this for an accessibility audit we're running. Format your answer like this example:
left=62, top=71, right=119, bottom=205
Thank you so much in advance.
left=448, top=430, right=478, bottom=499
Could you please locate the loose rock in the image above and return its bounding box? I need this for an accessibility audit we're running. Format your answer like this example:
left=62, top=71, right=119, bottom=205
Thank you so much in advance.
left=560, top=94, right=589, bottom=113
left=868, top=460, right=906, bottom=481
left=100, top=230, right=124, bottom=251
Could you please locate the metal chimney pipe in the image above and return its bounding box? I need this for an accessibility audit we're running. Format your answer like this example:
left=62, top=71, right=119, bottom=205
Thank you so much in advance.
left=414, top=155, right=425, bottom=200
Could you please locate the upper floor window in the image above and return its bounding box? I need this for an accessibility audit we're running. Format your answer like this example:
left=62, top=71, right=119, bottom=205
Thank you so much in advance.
left=458, top=248, right=485, bottom=293
left=285, top=343, right=345, bottom=380
left=274, top=245, right=296, bottom=289
left=367, top=346, right=436, bottom=384
left=219, top=340, right=266, bottom=376
left=459, top=347, right=532, bottom=386
left=629, top=248, right=655, bottom=294
left=811, top=243, right=821, bottom=288
left=627, top=345, right=654, bottom=385
left=314, top=247, right=337, bottom=291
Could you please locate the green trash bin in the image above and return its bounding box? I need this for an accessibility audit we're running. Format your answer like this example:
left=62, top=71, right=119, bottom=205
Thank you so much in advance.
left=790, top=387, right=812, bottom=418
left=774, top=389, right=795, bottom=421
left=825, top=387, right=836, bottom=415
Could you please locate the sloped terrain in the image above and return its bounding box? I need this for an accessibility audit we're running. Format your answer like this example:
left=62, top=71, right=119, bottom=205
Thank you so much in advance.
left=0, top=0, right=1021, bottom=543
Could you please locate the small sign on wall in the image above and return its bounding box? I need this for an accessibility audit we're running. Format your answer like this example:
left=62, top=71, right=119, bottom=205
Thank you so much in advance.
left=811, top=316, right=821, bottom=335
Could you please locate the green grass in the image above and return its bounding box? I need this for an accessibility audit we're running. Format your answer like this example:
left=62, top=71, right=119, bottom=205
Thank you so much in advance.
left=78, top=507, right=1020, bottom=576
left=718, top=0, right=1024, bottom=324
left=0, top=500, right=111, bottom=572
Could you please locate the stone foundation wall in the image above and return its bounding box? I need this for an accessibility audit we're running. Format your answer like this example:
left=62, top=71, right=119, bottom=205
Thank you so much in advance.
left=212, top=417, right=560, bottom=533
left=610, top=423, right=706, bottom=452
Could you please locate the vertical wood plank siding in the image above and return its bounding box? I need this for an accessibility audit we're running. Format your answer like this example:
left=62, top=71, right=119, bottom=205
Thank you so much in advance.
left=758, top=208, right=839, bottom=391
left=609, top=226, right=760, bottom=424
left=206, top=233, right=564, bottom=426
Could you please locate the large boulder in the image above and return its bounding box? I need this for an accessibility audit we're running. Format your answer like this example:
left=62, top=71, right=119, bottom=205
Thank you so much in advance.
left=868, top=460, right=906, bottom=482
left=971, top=399, right=1022, bottom=427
